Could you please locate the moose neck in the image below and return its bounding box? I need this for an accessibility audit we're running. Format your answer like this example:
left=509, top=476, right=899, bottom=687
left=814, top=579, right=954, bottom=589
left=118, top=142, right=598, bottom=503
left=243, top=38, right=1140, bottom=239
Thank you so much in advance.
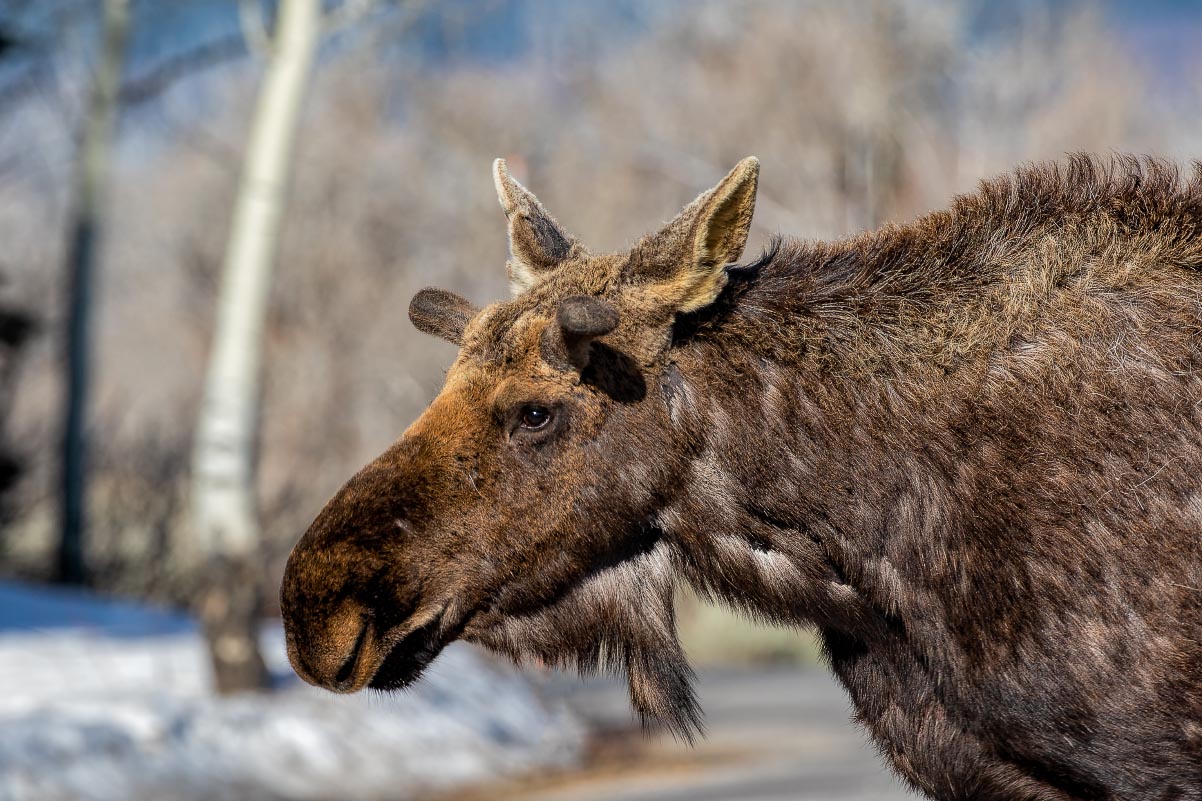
left=656, top=229, right=1014, bottom=642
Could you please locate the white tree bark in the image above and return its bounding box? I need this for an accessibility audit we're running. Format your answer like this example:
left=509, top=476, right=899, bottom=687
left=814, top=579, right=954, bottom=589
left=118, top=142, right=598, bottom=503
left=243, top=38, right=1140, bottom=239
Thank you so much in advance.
left=189, top=0, right=320, bottom=562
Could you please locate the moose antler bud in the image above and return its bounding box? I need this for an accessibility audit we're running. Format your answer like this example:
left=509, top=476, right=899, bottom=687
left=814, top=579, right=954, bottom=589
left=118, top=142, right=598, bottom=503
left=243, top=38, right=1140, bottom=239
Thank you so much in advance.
left=557, top=295, right=619, bottom=338
left=542, top=295, right=618, bottom=370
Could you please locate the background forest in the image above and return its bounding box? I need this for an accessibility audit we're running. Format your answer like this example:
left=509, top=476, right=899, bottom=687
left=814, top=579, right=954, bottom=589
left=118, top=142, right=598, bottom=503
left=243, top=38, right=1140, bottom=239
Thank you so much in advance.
left=6, top=0, right=1199, bottom=600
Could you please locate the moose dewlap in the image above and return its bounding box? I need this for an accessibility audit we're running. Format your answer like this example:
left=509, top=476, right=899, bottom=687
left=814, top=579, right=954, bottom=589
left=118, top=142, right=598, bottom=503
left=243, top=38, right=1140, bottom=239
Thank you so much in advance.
left=281, top=155, right=1202, bottom=800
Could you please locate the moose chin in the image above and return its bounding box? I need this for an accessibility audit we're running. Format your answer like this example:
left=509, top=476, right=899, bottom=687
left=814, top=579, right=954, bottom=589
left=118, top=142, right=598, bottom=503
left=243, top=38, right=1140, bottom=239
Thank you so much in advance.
left=282, top=153, right=1202, bottom=800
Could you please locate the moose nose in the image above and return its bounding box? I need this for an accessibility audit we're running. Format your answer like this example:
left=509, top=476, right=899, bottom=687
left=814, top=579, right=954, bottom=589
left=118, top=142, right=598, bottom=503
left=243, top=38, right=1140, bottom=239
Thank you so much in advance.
left=284, top=599, right=378, bottom=693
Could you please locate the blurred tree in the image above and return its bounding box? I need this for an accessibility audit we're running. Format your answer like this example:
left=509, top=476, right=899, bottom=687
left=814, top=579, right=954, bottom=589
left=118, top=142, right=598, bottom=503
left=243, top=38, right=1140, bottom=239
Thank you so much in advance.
left=58, top=0, right=130, bottom=585
left=190, top=0, right=375, bottom=694
left=0, top=299, right=33, bottom=535
left=0, top=10, right=40, bottom=538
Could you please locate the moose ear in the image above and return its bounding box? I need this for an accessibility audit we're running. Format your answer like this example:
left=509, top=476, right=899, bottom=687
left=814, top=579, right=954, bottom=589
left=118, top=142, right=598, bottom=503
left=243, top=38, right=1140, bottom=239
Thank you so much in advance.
left=541, top=295, right=619, bottom=370
left=409, top=288, right=479, bottom=346
left=493, top=158, right=580, bottom=296
left=629, top=157, right=759, bottom=314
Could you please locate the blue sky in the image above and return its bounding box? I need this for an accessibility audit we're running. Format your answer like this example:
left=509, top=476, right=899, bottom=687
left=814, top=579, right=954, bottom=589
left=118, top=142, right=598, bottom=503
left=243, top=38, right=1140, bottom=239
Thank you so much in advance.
left=6, top=0, right=1197, bottom=71
left=1, top=0, right=1199, bottom=123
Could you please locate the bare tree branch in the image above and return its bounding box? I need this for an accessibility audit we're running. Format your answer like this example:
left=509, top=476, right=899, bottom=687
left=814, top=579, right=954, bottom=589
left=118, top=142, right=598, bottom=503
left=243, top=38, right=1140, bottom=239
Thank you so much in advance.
left=120, top=34, right=246, bottom=107
left=360, top=0, right=440, bottom=57
left=320, top=0, right=377, bottom=36
left=0, top=62, right=53, bottom=112
left=238, top=0, right=274, bottom=60
left=154, top=104, right=242, bottom=174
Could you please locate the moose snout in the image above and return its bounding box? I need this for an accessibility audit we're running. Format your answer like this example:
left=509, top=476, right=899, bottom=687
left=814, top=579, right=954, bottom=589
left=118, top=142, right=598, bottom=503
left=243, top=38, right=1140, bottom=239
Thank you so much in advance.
left=281, top=542, right=449, bottom=695
left=280, top=427, right=465, bottom=693
left=280, top=511, right=424, bottom=693
left=280, top=526, right=387, bottom=693
left=283, top=594, right=380, bottom=692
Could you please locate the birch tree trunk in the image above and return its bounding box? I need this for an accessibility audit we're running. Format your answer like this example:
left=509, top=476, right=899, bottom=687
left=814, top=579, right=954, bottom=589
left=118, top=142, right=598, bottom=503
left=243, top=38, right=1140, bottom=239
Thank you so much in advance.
left=190, top=0, right=321, bottom=694
left=58, top=0, right=130, bottom=585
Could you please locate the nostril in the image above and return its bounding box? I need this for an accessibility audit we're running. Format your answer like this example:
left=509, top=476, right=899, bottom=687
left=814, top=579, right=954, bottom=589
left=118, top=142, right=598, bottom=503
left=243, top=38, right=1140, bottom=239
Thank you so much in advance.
left=333, top=619, right=370, bottom=688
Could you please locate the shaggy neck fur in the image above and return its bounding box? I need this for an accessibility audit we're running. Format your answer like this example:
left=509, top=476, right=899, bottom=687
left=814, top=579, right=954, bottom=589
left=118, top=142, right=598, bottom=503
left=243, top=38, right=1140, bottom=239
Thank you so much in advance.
left=655, top=157, right=1202, bottom=798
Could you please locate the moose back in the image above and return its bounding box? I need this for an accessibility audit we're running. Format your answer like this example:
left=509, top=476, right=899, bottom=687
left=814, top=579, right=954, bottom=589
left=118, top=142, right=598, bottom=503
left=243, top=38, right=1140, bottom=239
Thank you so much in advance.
left=281, top=155, right=1202, bottom=800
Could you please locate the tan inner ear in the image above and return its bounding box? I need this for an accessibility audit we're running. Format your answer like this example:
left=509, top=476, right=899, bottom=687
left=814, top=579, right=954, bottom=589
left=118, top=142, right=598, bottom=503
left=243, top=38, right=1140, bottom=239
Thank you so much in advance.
left=696, top=175, right=757, bottom=268
left=676, top=157, right=760, bottom=313
left=493, top=158, right=579, bottom=295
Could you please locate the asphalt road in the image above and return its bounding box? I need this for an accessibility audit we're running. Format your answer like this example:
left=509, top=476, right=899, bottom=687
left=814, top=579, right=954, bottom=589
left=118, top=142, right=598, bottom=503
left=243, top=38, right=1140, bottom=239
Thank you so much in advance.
left=457, top=666, right=915, bottom=801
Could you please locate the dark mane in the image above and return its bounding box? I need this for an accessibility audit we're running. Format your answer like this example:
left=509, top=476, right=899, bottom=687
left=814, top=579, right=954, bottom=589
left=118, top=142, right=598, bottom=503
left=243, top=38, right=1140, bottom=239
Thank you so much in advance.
left=678, top=154, right=1202, bottom=372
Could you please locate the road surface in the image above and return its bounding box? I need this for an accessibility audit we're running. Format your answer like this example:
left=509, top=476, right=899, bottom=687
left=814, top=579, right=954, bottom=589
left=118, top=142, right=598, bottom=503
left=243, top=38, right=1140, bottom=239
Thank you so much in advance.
left=440, top=666, right=914, bottom=801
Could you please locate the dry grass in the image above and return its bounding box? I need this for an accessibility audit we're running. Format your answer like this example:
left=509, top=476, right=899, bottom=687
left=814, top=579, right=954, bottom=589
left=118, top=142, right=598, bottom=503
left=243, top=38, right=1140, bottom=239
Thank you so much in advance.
left=677, top=589, right=824, bottom=667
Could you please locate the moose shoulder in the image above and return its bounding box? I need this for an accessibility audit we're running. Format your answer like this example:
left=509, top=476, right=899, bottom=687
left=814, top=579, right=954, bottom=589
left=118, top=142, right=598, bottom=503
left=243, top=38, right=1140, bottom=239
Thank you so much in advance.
left=281, top=155, right=1202, bottom=800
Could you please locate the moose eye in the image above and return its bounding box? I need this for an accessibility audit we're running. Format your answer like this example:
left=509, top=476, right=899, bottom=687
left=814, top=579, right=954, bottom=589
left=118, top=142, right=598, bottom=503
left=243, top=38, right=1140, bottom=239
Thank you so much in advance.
left=519, top=405, right=552, bottom=430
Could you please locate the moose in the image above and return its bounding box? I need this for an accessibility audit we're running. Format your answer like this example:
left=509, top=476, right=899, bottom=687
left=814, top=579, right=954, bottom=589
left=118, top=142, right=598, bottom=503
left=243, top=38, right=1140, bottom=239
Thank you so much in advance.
left=282, top=154, right=1202, bottom=800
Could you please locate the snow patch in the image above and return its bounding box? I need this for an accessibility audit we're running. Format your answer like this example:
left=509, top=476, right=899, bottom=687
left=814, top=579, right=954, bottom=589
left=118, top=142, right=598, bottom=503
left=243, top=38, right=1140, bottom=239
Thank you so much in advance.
left=0, top=582, right=584, bottom=801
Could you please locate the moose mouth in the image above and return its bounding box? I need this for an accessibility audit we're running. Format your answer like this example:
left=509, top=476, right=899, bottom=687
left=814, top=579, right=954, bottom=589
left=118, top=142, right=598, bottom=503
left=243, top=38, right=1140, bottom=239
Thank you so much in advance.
left=367, top=617, right=448, bottom=691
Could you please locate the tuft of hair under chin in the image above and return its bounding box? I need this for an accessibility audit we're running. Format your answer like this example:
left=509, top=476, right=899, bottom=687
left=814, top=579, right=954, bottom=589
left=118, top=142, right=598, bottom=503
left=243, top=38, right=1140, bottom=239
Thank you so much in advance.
left=481, top=538, right=704, bottom=742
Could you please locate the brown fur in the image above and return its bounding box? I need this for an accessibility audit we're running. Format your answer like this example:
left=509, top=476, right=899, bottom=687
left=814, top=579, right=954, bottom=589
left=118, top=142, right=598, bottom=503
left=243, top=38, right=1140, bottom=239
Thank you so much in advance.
left=282, top=154, right=1202, bottom=800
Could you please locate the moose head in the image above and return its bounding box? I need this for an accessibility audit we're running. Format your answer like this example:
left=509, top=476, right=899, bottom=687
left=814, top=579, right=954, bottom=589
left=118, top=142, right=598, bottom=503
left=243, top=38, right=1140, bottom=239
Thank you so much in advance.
left=281, top=157, right=760, bottom=737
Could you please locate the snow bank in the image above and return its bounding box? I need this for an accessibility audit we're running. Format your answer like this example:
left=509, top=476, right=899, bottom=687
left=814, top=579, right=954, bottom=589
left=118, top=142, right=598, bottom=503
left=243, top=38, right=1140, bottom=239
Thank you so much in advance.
left=0, top=582, right=584, bottom=801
